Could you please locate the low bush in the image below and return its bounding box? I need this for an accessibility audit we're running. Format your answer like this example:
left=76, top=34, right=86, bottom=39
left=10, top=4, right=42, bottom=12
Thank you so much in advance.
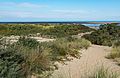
left=17, top=37, right=39, bottom=48
left=83, top=24, right=120, bottom=46
left=0, top=47, right=25, bottom=78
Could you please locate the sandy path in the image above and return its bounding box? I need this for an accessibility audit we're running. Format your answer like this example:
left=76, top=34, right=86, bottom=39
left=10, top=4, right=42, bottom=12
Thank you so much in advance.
left=51, top=45, right=120, bottom=78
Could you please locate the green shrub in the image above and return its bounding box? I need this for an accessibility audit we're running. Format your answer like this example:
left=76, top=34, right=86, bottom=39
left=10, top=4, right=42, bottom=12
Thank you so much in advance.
left=17, top=37, right=39, bottom=48
left=83, top=24, right=120, bottom=46
left=65, top=36, right=77, bottom=42
left=0, top=47, right=26, bottom=78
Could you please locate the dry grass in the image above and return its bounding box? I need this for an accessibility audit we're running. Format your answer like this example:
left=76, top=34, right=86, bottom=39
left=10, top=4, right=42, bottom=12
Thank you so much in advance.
left=52, top=66, right=119, bottom=78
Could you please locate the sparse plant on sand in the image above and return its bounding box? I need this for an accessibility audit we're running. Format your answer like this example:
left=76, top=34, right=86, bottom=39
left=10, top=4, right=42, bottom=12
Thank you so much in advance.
left=52, top=66, right=119, bottom=78
left=87, top=66, right=118, bottom=78
left=107, top=40, right=120, bottom=66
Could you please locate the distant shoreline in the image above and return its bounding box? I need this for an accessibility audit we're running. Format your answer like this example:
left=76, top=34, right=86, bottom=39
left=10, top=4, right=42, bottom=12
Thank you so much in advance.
left=0, top=21, right=120, bottom=24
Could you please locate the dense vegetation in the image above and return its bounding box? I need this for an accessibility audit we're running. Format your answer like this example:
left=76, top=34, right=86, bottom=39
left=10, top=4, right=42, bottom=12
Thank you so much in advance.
left=0, top=36, right=91, bottom=78
left=83, top=24, right=120, bottom=46
left=42, top=25, right=94, bottom=38
left=0, top=24, right=94, bottom=38
left=0, top=24, right=43, bottom=36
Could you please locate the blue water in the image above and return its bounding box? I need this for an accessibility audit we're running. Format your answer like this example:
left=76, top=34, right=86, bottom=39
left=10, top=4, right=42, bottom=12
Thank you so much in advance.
left=82, top=24, right=101, bottom=27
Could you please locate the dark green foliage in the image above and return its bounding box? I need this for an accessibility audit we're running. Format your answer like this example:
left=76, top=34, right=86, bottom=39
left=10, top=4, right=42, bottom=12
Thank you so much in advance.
left=0, top=48, right=25, bottom=78
left=0, top=38, right=54, bottom=78
left=65, top=36, right=77, bottom=42
left=83, top=24, right=120, bottom=46
left=17, top=37, right=39, bottom=48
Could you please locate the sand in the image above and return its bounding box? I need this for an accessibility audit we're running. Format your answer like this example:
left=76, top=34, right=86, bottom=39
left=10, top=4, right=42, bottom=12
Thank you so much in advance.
left=2, top=36, right=54, bottom=44
left=51, top=45, right=120, bottom=78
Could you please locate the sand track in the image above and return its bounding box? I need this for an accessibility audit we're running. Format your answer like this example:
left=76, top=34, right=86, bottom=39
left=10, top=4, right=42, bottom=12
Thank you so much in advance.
left=52, top=45, right=120, bottom=78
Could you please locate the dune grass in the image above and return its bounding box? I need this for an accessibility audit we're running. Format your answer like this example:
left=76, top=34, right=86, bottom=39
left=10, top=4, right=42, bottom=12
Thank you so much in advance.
left=87, top=66, right=118, bottom=78
left=107, top=46, right=120, bottom=66
left=107, top=47, right=120, bottom=59
left=52, top=66, right=119, bottom=78
left=106, top=40, right=120, bottom=66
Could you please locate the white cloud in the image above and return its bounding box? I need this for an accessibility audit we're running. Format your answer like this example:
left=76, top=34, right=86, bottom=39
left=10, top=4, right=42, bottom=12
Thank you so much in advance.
left=50, top=9, right=97, bottom=19
left=52, top=10, right=89, bottom=14
left=0, top=9, right=97, bottom=19
left=0, top=2, right=47, bottom=8
left=0, top=10, right=32, bottom=18
left=0, top=2, right=49, bottom=19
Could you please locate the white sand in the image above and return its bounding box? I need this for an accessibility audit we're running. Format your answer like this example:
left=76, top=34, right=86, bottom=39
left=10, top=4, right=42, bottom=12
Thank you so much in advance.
left=2, top=36, right=54, bottom=44
left=51, top=45, right=120, bottom=78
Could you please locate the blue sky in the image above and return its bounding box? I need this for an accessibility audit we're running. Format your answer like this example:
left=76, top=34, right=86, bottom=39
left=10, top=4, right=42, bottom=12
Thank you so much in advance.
left=0, top=0, right=120, bottom=22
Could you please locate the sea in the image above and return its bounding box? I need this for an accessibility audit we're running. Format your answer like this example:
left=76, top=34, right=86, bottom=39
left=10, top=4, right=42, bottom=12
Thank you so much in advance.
left=0, top=21, right=120, bottom=27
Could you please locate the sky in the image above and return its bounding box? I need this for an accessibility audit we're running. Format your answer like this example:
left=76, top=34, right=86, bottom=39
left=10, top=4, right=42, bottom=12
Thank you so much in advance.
left=0, top=0, right=120, bottom=22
